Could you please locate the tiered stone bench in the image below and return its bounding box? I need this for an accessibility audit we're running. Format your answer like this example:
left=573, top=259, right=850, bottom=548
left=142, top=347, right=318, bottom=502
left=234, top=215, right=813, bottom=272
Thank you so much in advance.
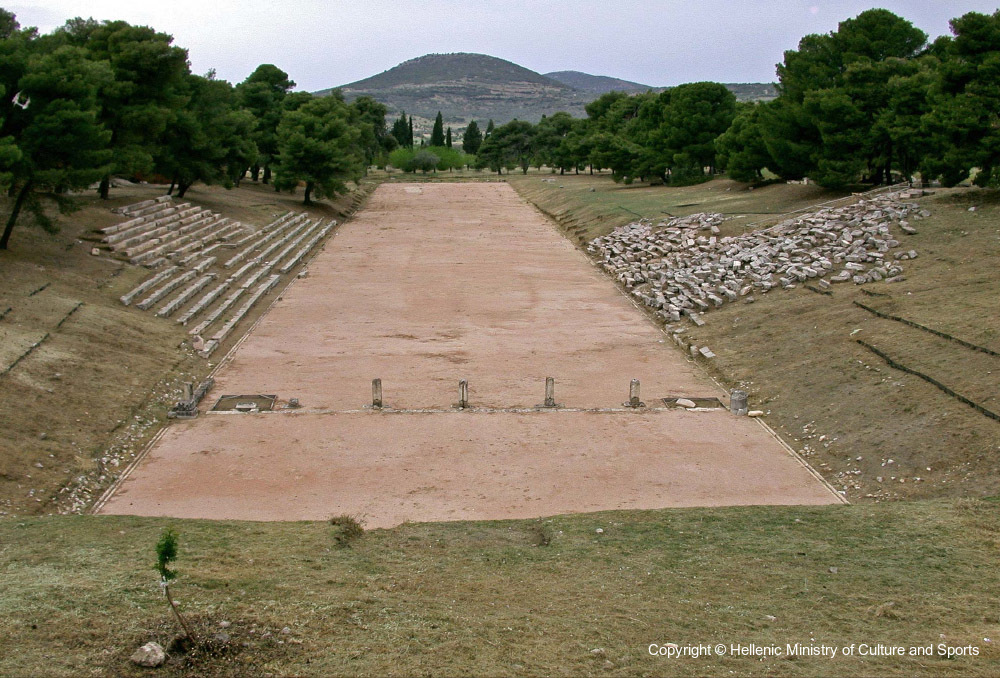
left=155, top=274, right=217, bottom=318
left=198, top=274, right=281, bottom=357
left=103, top=197, right=250, bottom=268
left=111, top=198, right=335, bottom=359
left=224, top=213, right=307, bottom=268
left=279, top=220, right=335, bottom=274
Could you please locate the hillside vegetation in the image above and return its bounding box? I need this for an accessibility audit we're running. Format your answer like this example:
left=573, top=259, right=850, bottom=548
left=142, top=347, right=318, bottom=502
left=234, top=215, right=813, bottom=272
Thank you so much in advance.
left=545, top=70, right=778, bottom=101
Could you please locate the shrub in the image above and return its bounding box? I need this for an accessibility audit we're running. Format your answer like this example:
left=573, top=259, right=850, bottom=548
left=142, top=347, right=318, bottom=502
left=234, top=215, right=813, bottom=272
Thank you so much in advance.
left=330, top=514, right=364, bottom=547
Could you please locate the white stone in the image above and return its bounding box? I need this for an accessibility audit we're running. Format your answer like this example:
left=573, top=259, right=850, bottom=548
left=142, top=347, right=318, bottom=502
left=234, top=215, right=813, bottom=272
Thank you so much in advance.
left=130, top=642, right=165, bottom=668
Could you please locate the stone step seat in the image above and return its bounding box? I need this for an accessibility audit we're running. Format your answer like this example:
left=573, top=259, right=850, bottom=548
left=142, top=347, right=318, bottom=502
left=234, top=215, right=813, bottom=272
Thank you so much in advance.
left=121, top=194, right=176, bottom=214
left=118, top=194, right=172, bottom=212
left=223, top=213, right=307, bottom=268
left=186, top=257, right=271, bottom=336
left=228, top=212, right=295, bottom=248
left=199, top=274, right=281, bottom=358
left=165, top=223, right=243, bottom=263
left=110, top=195, right=172, bottom=223
left=252, top=220, right=314, bottom=267
left=278, top=221, right=335, bottom=274
left=120, top=265, right=180, bottom=306
left=135, top=270, right=199, bottom=311
left=118, top=210, right=219, bottom=256
left=176, top=278, right=232, bottom=326
left=103, top=205, right=192, bottom=243
left=122, top=200, right=177, bottom=219
left=188, top=285, right=247, bottom=338
left=128, top=215, right=228, bottom=263
left=155, top=274, right=217, bottom=318
left=269, top=220, right=325, bottom=271
left=110, top=203, right=195, bottom=233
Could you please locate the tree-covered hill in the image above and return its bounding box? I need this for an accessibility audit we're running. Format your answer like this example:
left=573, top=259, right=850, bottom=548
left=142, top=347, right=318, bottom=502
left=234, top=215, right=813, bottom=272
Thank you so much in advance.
left=546, top=70, right=778, bottom=101
left=315, top=53, right=777, bottom=129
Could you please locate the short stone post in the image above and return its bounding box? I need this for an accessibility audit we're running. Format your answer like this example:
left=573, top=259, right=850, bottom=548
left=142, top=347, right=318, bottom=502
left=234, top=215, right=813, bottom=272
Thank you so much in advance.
left=537, top=377, right=561, bottom=408
left=730, top=389, right=748, bottom=416
left=456, top=379, right=469, bottom=409
left=625, top=379, right=645, bottom=408
left=372, top=379, right=382, bottom=409
left=182, top=382, right=193, bottom=403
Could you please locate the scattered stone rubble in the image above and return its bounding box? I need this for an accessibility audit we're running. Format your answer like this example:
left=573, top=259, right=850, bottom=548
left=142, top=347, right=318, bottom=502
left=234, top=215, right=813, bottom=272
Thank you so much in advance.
left=588, top=190, right=923, bottom=325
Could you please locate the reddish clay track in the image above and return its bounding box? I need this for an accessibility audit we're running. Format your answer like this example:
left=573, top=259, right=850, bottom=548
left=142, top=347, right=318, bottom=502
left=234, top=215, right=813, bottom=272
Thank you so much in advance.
left=100, top=183, right=841, bottom=526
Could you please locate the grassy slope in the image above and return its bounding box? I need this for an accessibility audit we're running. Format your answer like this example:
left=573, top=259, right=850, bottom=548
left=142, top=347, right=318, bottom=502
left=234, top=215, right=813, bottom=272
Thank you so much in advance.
left=510, top=172, right=848, bottom=245
left=508, top=173, right=1000, bottom=503
left=0, top=180, right=374, bottom=518
left=1, top=501, right=998, bottom=677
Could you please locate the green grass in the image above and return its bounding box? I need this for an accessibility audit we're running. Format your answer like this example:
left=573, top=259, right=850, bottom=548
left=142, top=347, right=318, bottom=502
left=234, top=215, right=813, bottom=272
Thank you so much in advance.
left=1, top=502, right=998, bottom=676
left=508, top=172, right=851, bottom=244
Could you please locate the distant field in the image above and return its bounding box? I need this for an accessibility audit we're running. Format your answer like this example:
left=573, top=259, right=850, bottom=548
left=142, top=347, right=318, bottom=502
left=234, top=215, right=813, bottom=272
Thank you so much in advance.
left=508, top=174, right=1000, bottom=503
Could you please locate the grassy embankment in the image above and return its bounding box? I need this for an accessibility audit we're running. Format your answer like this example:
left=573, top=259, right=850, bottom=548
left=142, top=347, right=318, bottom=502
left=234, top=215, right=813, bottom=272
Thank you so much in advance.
left=0, top=179, right=374, bottom=518
left=508, top=173, right=1000, bottom=504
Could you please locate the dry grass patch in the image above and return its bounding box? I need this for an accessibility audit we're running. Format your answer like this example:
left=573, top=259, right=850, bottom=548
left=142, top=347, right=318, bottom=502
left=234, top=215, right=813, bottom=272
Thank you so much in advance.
left=1, top=502, right=998, bottom=676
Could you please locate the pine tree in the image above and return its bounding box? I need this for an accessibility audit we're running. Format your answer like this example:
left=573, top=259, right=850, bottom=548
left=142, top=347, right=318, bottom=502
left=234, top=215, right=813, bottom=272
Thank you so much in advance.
left=273, top=93, right=364, bottom=205
left=486, top=119, right=495, bottom=137
left=462, top=120, right=483, bottom=155
left=430, top=111, right=445, bottom=146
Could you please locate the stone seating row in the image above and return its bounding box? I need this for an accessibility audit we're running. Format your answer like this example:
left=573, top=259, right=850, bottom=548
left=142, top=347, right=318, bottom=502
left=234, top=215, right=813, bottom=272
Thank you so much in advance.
left=224, top=213, right=308, bottom=268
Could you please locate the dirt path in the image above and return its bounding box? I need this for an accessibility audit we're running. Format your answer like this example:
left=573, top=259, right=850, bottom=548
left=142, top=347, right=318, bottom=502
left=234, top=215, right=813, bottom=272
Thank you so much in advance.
left=100, top=183, right=841, bottom=526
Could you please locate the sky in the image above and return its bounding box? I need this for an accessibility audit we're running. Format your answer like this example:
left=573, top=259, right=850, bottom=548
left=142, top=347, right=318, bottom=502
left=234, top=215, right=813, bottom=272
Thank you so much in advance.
left=8, top=1, right=1000, bottom=91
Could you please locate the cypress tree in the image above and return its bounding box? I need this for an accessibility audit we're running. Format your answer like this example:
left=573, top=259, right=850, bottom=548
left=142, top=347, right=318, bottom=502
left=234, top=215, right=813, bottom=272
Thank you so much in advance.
left=485, top=119, right=495, bottom=137
left=408, top=117, right=414, bottom=148
left=446, top=127, right=452, bottom=148
left=430, top=111, right=445, bottom=146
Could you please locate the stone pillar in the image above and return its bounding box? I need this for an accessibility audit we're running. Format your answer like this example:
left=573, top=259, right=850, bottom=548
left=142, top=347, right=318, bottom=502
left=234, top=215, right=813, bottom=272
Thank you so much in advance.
left=457, top=379, right=468, bottom=409
left=182, top=382, right=193, bottom=403
left=730, top=389, right=749, bottom=416
left=626, top=379, right=644, bottom=408
left=544, top=377, right=556, bottom=408
left=372, top=379, right=382, bottom=409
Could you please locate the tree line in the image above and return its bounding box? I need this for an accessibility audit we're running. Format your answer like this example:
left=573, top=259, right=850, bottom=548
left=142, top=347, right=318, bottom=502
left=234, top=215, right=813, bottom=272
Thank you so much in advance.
left=447, top=9, right=1000, bottom=191
left=0, top=9, right=392, bottom=249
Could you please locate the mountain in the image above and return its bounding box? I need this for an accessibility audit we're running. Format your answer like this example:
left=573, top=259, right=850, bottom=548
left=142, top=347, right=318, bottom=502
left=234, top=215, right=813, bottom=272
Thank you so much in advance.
left=544, top=70, right=653, bottom=94
left=315, top=53, right=777, bottom=131
left=316, top=53, right=589, bottom=128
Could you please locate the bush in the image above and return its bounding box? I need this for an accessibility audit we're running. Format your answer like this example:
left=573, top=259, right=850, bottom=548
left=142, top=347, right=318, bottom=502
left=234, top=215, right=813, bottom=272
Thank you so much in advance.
left=329, top=514, right=364, bottom=547
left=412, top=149, right=440, bottom=173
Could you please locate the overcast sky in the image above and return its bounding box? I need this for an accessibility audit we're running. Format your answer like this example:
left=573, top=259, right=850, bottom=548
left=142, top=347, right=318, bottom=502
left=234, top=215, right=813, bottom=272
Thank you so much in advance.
left=8, top=1, right=1000, bottom=90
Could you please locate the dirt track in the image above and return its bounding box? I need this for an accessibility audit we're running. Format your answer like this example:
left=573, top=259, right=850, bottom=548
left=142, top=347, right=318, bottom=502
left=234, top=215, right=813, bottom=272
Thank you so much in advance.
left=100, top=183, right=841, bottom=526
